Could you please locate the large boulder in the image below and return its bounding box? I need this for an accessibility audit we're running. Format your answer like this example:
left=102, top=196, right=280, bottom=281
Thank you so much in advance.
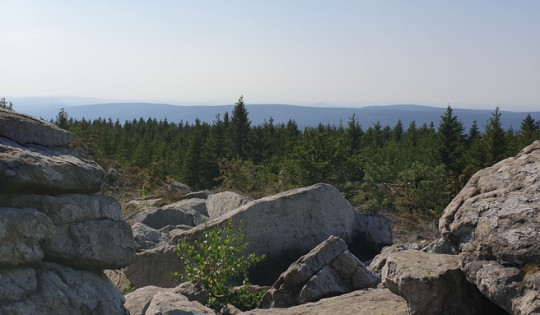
left=206, top=191, right=253, bottom=218
left=439, top=140, right=540, bottom=314
left=0, top=137, right=104, bottom=194
left=0, top=262, right=128, bottom=315
left=125, top=184, right=390, bottom=288
left=244, top=288, right=408, bottom=315
left=0, top=107, right=72, bottom=147
left=381, top=250, right=505, bottom=315
left=261, top=236, right=378, bottom=308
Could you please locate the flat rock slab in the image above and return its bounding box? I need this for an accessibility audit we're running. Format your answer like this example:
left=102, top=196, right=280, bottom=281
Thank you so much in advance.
left=244, top=288, right=408, bottom=315
left=0, top=194, right=122, bottom=224
left=0, top=138, right=104, bottom=194
left=0, top=108, right=72, bottom=147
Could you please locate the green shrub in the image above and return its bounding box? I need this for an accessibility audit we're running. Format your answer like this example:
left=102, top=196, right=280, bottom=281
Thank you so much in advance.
left=174, top=220, right=265, bottom=311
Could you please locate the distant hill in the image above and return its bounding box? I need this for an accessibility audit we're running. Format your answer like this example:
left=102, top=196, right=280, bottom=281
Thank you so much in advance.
left=27, top=103, right=540, bottom=131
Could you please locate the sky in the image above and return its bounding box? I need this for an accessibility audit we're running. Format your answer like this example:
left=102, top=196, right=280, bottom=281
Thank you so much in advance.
left=1, top=1, right=539, bottom=111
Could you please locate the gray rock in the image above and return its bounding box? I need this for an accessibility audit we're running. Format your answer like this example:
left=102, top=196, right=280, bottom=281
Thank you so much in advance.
left=180, top=190, right=212, bottom=200
left=126, top=184, right=373, bottom=288
left=44, top=219, right=135, bottom=270
left=0, top=108, right=72, bottom=147
left=381, top=250, right=503, bottom=315
left=261, top=236, right=379, bottom=308
left=145, top=290, right=215, bottom=315
left=172, top=281, right=209, bottom=305
left=350, top=214, right=393, bottom=260
left=0, top=137, right=104, bottom=194
left=244, top=288, right=408, bottom=315
left=132, top=222, right=167, bottom=252
left=125, top=286, right=169, bottom=315
left=124, top=244, right=180, bottom=288
left=126, top=205, right=206, bottom=230
left=206, top=191, right=253, bottom=218
left=0, top=262, right=128, bottom=315
left=0, top=193, right=122, bottom=224
left=0, top=208, right=53, bottom=266
left=439, top=140, right=540, bottom=314
left=367, top=243, right=427, bottom=277
left=0, top=266, right=37, bottom=303
left=163, top=198, right=209, bottom=217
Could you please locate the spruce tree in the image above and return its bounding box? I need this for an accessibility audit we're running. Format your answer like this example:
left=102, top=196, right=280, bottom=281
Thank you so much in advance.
left=519, top=114, right=539, bottom=148
left=483, top=107, right=506, bottom=166
left=231, top=96, right=251, bottom=159
left=437, top=106, right=465, bottom=174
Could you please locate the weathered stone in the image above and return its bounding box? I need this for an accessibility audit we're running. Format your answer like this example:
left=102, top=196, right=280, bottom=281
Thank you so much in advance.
left=244, top=288, right=408, bottom=315
left=381, top=250, right=503, bottom=315
left=145, top=290, right=215, bottom=315
left=262, top=236, right=378, bottom=308
left=124, top=244, right=179, bottom=288
left=123, top=198, right=163, bottom=214
left=125, top=205, right=206, bottom=230
left=44, top=219, right=135, bottom=270
left=460, top=257, right=539, bottom=315
left=439, top=140, right=540, bottom=314
left=367, top=243, right=427, bottom=277
left=0, top=194, right=122, bottom=224
left=125, top=286, right=169, bottom=315
left=0, top=138, right=104, bottom=194
left=0, top=108, right=72, bottom=147
left=180, top=190, right=212, bottom=200
left=162, top=198, right=209, bottom=217
left=0, top=266, right=37, bottom=303
left=132, top=222, right=167, bottom=252
left=206, top=191, right=253, bottom=218
left=0, top=208, right=53, bottom=266
left=0, top=262, right=128, bottom=315
left=350, top=214, right=393, bottom=260
left=172, top=281, right=209, bottom=305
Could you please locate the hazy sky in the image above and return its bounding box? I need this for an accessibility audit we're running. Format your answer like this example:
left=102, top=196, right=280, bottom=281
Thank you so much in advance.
left=1, top=1, right=539, bottom=111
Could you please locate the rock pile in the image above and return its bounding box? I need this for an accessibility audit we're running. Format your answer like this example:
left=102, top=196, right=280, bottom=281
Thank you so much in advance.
left=0, top=108, right=135, bottom=314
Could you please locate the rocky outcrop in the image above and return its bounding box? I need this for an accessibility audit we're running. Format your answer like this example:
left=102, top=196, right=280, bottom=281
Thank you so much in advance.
left=132, top=222, right=168, bottom=252
left=438, top=140, right=540, bottom=314
left=245, top=288, right=408, bottom=315
left=125, top=285, right=214, bottom=315
left=206, top=191, right=253, bottom=218
left=125, top=184, right=392, bottom=288
left=0, top=110, right=135, bottom=313
left=261, top=236, right=378, bottom=308
left=0, top=262, right=128, bottom=315
left=381, top=250, right=503, bottom=315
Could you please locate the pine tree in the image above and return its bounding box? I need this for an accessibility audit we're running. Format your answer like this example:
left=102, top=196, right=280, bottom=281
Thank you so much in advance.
left=56, top=108, right=70, bottom=130
left=519, top=114, right=539, bottom=148
left=231, top=96, right=251, bottom=159
left=483, top=107, right=506, bottom=166
left=437, top=106, right=465, bottom=174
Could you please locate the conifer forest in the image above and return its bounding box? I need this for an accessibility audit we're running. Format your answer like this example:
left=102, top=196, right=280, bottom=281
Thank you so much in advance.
left=58, top=97, right=540, bottom=221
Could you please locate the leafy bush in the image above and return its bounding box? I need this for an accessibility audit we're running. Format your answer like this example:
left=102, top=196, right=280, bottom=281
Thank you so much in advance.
left=174, top=220, right=265, bottom=311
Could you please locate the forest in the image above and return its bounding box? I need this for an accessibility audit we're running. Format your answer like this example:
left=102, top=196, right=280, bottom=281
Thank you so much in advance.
left=55, top=96, right=539, bottom=221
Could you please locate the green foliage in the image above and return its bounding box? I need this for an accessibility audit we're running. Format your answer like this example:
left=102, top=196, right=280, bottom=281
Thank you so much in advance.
left=55, top=108, right=70, bottom=130
left=0, top=97, right=14, bottom=110
left=174, top=220, right=265, bottom=311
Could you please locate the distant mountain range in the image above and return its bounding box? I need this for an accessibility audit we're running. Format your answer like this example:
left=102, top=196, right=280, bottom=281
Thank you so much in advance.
left=22, top=102, right=540, bottom=131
